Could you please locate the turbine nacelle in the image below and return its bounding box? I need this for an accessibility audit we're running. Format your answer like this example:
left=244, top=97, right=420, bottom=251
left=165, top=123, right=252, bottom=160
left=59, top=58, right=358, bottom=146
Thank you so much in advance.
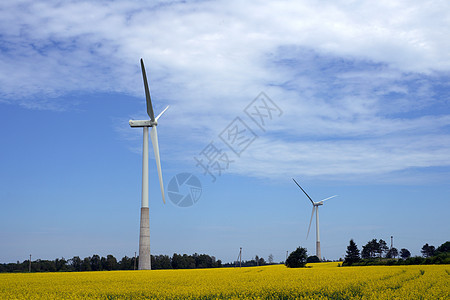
left=129, top=105, right=169, bottom=128
left=129, top=120, right=158, bottom=127
left=314, top=201, right=324, bottom=206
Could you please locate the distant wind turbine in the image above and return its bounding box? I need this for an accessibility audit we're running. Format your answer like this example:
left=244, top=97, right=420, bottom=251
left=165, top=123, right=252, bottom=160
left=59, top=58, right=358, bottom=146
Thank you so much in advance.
left=292, top=178, right=337, bottom=260
left=129, top=58, right=169, bottom=270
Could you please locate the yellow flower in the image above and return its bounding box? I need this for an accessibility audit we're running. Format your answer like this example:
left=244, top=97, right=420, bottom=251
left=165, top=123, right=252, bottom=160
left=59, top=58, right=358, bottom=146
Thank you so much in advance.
left=0, top=263, right=448, bottom=299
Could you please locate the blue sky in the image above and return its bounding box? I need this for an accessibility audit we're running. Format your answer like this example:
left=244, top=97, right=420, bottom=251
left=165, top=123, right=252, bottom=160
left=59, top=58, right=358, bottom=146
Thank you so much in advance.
left=0, top=0, right=449, bottom=263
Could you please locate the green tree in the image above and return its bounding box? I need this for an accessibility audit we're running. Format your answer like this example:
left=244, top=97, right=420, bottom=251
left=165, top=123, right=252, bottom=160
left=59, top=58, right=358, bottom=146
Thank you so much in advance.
left=386, top=247, right=398, bottom=259
left=362, top=239, right=379, bottom=259
left=160, top=255, right=172, bottom=269
left=344, top=239, right=360, bottom=265
left=421, top=244, right=435, bottom=257
left=171, top=253, right=195, bottom=269
left=171, top=254, right=181, bottom=269
left=378, top=239, right=388, bottom=258
left=400, top=248, right=411, bottom=259
left=55, top=257, right=67, bottom=271
left=258, top=257, right=266, bottom=266
left=307, top=255, right=320, bottom=263
left=105, top=255, right=117, bottom=270
left=285, top=247, right=307, bottom=268
left=90, top=255, right=101, bottom=271
left=436, top=241, right=450, bottom=253
left=118, top=256, right=133, bottom=270
left=69, top=256, right=82, bottom=272
left=182, top=254, right=196, bottom=269
left=81, top=257, right=91, bottom=271
left=194, top=254, right=213, bottom=268
left=152, top=255, right=172, bottom=269
left=100, top=256, right=107, bottom=270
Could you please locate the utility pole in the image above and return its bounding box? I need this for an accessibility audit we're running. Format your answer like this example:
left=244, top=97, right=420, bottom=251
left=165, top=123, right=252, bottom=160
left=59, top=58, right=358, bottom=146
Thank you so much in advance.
left=134, top=252, right=137, bottom=270
left=29, top=254, right=31, bottom=273
left=391, top=236, right=393, bottom=250
left=234, top=247, right=243, bottom=268
left=239, top=247, right=242, bottom=268
left=235, top=247, right=242, bottom=268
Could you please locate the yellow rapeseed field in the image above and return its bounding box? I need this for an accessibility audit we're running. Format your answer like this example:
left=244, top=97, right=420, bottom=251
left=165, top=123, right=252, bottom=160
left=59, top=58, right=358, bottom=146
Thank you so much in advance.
left=0, top=262, right=448, bottom=299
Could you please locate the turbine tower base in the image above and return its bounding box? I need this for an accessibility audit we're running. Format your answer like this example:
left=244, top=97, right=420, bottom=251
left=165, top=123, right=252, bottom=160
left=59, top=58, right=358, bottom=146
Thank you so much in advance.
left=316, top=241, right=321, bottom=261
left=139, top=207, right=151, bottom=270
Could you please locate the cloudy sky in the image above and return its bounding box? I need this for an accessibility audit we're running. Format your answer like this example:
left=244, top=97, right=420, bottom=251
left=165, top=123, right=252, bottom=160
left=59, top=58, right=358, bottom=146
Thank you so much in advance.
left=1, top=0, right=449, bottom=263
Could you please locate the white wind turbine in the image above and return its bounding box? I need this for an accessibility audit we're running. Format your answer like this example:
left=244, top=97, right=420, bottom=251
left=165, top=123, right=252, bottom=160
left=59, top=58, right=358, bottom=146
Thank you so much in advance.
left=129, top=58, right=169, bottom=270
left=292, top=178, right=337, bottom=260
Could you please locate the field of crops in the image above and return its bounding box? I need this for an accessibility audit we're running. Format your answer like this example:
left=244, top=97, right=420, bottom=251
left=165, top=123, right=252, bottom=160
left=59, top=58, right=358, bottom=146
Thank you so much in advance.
left=0, top=262, right=448, bottom=299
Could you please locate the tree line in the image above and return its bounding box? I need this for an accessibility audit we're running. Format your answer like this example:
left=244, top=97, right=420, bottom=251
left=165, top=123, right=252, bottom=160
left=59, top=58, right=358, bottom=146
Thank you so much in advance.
left=284, top=241, right=449, bottom=269
left=222, top=254, right=276, bottom=267
left=0, top=253, right=223, bottom=273
left=3, top=240, right=447, bottom=272
left=343, top=239, right=449, bottom=266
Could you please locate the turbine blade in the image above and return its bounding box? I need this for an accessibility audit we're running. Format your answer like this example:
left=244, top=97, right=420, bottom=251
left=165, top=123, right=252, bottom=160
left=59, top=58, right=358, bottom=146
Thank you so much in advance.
left=140, top=58, right=155, bottom=122
left=320, top=195, right=338, bottom=202
left=150, top=126, right=165, bottom=204
left=155, top=105, right=169, bottom=122
left=306, top=206, right=315, bottom=239
left=292, top=178, right=314, bottom=205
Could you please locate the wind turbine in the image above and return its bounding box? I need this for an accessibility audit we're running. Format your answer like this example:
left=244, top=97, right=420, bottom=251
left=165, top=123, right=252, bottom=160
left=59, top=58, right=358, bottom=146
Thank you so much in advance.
left=129, top=58, right=169, bottom=270
left=292, top=178, right=337, bottom=260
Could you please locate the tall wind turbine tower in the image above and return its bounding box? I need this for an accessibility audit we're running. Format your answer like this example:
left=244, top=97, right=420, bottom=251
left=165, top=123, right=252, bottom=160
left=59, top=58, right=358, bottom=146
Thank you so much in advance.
left=129, top=58, right=169, bottom=270
left=292, top=178, right=337, bottom=260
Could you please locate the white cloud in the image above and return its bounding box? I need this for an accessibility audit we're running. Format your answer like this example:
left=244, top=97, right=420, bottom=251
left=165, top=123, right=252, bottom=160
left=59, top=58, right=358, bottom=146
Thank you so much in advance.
left=1, top=0, right=449, bottom=101
left=231, top=133, right=450, bottom=180
left=0, top=0, right=449, bottom=180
